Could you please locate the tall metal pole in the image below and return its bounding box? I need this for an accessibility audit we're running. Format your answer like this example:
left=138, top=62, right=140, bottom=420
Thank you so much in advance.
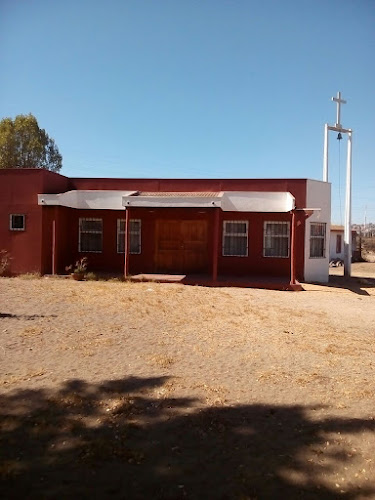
left=52, top=219, right=56, bottom=275
left=124, top=208, right=130, bottom=278
left=344, top=131, right=353, bottom=277
left=211, top=208, right=220, bottom=283
left=290, top=210, right=296, bottom=285
left=323, top=123, right=329, bottom=182
left=323, top=91, right=353, bottom=277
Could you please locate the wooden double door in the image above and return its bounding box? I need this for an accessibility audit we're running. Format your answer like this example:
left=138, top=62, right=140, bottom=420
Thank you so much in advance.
left=155, top=220, right=208, bottom=274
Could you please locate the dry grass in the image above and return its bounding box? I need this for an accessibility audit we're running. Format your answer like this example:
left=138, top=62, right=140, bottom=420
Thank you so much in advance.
left=0, top=262, right=375, bottom=496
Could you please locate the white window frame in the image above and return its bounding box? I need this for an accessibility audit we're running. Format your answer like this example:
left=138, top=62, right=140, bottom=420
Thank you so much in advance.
left=310, top=222, right=326, bottom=259
left=222, top=220, right=248, bottom=257
left=9, top=214, right=25, bottom=231
left=117, top=219, right=141, bottom=255
left=263, top=221, right=290, bottom=258
left=79, top=218, right=103, bottom=253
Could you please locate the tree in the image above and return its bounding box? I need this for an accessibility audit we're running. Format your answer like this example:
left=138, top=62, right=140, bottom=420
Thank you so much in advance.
left=0, top=114, right=62, bottom=172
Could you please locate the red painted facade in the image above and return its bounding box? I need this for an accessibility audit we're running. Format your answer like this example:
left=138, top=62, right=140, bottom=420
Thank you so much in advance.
left=1, top=169, right=308, bottom=281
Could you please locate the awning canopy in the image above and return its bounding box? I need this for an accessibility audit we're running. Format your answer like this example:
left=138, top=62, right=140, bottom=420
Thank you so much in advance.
left=123, top=191, right=295, bottom=212
left=38, top=190, right=137, bottom=210
left=123, top=191, right=224, bottom=209
left=38, top=190, right=295, bottom=212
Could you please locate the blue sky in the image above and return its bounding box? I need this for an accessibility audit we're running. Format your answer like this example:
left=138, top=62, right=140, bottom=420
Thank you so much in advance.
left=1, top=0, right=374, bottom=224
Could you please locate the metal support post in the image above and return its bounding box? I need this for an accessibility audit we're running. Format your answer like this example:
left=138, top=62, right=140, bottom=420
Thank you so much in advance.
left=323, top=124, right=329, bottom=182
left=344, top=132, right=353, bottom=277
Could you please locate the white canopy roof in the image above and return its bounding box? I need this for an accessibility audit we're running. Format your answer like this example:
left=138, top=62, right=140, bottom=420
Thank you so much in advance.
left=38, top=190, right=136, bottom=210
left=123, top=191, right=295, bottom=212
left=38, top=190, right=295, bottom=212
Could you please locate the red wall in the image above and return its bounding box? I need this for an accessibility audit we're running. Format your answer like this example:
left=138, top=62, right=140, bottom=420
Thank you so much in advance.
left=40, top=206, right=305, bottom=279
left=0, top=169, right=69, bottom=274
left=70, top=178, right=306, bottom=208
left=1, top=169, right=307, bottom=278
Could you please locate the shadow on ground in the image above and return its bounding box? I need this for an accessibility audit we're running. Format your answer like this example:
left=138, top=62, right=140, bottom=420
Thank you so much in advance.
left=0, top=313, right=57, bottom=320
left=327, top=275, right=375, bottom=296
left=1, top=376, right=374, bottom=499
left=305, top=274, right=375, bottom=296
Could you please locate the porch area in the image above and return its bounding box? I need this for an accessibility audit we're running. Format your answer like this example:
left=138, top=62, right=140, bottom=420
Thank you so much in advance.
left=130, top=273, right=303, bottom=291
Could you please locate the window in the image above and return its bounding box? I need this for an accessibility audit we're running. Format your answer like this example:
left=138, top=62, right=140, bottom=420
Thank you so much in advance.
left=117, top=219, right=141, bottom=254
left=222, top=221, right=248, bottom=257
left=336, top=234, right=342, bottom=254
left=264, top=221, right=289, bottom=258
left=310, top=223, right=326, bottom=258
left=79, top=218, right=103, bottom=253
left=10, top=214, right=25, bottom=231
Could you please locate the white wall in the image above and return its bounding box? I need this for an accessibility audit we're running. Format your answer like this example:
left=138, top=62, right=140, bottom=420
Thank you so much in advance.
left=304, top=180, right=331, bottom=283
left=329, top=231, right=344, bottom=260
left=329, top=230, right=356, bottom=261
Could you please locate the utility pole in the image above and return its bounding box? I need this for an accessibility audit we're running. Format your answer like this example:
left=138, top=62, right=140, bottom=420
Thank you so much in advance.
left=323, top=91, right=353, bottom=277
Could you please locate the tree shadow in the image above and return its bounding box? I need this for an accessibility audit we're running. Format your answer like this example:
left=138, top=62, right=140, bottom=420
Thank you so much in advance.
left=0, top=313, right=57, bottom=320
left=1, top=376, right=374, bottom=499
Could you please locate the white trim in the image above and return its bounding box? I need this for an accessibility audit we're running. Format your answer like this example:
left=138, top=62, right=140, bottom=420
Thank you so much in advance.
left=78, top=218, right=103, bottom=253
left=9, top=214, right=25, bottom=231
left=222, top=220, right=249, bottom=257
left=263, top=221, right=290, bottom=258
left=309, top=222, right=326, bottom=259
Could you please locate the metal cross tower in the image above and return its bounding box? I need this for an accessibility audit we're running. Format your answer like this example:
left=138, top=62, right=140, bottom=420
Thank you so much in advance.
left=332, top=91, right=346, bottom=128
left=323, top=91, right=353, bottom=277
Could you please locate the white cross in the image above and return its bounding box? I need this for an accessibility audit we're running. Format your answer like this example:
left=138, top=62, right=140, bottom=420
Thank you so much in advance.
left=332, top=91, right=346, bottom=129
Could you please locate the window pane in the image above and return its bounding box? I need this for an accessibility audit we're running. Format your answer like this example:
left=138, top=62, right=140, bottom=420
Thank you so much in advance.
left=11, top=215, right=25, bottom=230
left=130, top=233, right=141, bottom=254
left=117, top=219, right=141, bottom=254
left=223, top=235, right=247, bottom=256
left=119, top=219, right=125, bottom=232
left=118, top=234, right=125, bottom=253
left=310, top=223, right=326, bottom=258
left=310, top=238, right=324, bottom=258
left=130, top=220, right=140, bottom=233
left=264, top=235, right=288, bottom=257
left=81, top=219, right=102, bottom=232
left=225, top=221, right=247, bottom=234
left=265, top=222, right=288, bottom=236
left=277, top=237, right=289, bottom=257
left=311, top=223, right=325, bottom=237
left=264, top=222, right=289, bottom=257
left=80, top=233, right=102, bottom=252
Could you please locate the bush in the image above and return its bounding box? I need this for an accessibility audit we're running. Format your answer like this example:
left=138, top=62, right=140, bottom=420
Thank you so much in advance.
left=85, top=272, right=98, bottom=281
left=18, top=272, right=41, bottom=280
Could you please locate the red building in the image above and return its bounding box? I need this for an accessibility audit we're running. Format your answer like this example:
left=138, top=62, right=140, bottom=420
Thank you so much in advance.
left=0, top=169, right=331, bottom=289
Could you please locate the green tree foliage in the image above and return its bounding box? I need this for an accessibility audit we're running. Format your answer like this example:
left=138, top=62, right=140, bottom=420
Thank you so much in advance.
left=0, top=114, right=62, bottom=172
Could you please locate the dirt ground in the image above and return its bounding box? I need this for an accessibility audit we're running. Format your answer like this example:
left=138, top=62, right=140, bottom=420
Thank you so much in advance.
left=1, top=263, right=375, bottom=499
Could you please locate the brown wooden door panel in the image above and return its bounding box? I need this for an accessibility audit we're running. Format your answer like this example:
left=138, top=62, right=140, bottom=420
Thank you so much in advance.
left=156, top=251, right=183, bottom=273
left=155, top=220, right=208, bottom=273
left=157, top=221, right=181, bottom=250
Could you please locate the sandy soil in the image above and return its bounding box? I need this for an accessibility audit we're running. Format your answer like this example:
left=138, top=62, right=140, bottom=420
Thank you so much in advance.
left=1, top=263, right=375, bottom=499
